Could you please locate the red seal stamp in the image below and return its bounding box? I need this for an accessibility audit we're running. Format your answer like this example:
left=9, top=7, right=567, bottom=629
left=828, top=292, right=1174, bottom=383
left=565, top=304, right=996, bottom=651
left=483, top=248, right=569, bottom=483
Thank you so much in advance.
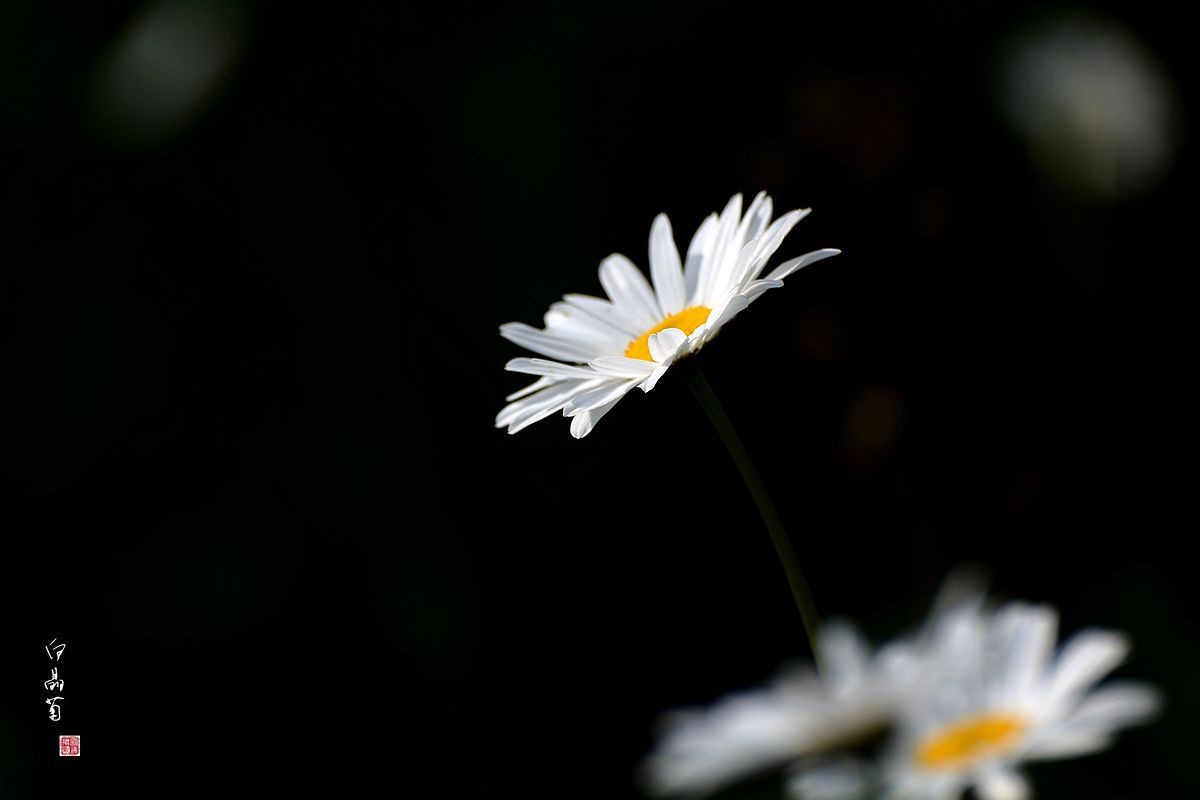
left=59, top=735, right=80, bottom=757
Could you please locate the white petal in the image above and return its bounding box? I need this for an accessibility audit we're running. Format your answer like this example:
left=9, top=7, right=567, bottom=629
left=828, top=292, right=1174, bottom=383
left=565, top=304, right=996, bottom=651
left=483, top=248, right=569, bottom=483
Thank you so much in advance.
left=504, top=375, right=554, bottom=402
left=726, top=234, right=763, bottom=297
left=495, top=379, right=576, bottom=426
left=994, top=603, right=1058, bottom=706
left=785, top=758, right=872, bottom=800
left=599, top=253, right=661, bottom=330
left=643, top=697, right=805, bottom=795
left=701, top=295, right=750, bottom=340
left=497, top=378, right=600, bottom=434
left=649, top=213, right=686, bottom=315
left=737, top=208, right=810, bottom=288
left=563, top=293, right=641, bottom=338
left=765, top=248, right=841, bottom=282
left=735, top=191, right=773, bottom=251
left=505, top=404, right=570, bottom=435
left=1022, top=731, right=1113, bottom=760
left=545, top=302, right=627, bottom=349
left=696, top=192, right=743, bottom=306
left=499, top=322, right=602, bottom=362
left=1043, top=630, right=1129, bottom=711
left=589, top=356, right=657, bottom=378
left=976, top=767, right=1029, bottom=800
left=505, top=357, right=598, bottom=379
left=638, top=363, right=671, bottom=393
left=563, top=379, right=636, bottom=417
left=742, top=279, right=785, bottom=303
left=1063, top=682, right=1162, bottom=731
left=496, top=380, right=566, bottom=426
left=648, top=327, right=686, bottom=363
left=570, top=393, right=626, bottom=438
left=818, top=622, right=872, bottom=686
left=683, top=213, right=718, bottom=305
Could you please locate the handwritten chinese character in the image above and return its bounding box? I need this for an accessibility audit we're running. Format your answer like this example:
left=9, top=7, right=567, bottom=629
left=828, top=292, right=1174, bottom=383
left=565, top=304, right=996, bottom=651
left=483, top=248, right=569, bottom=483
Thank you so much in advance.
left=44, top=667, right=64, bottom=692
left=45, top=638, right=66, bottom=661
left=46, top=697, right=63, bottom=722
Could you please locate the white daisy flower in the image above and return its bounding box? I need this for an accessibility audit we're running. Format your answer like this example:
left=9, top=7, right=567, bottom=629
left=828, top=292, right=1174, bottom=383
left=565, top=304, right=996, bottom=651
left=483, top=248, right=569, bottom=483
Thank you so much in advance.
left=883, top=599, right=1161, bottom=800
left=999, top=12, right=1180, bottom=200
left=642, top=622, right=917, bottom=797
left=496, top=192, right=839, bottom=438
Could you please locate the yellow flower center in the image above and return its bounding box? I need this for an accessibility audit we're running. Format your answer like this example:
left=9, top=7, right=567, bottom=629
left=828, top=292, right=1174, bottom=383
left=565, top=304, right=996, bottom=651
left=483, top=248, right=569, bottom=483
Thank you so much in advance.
left=914, top=713, right=1026, bottom=771
left=624, top=306, right=712, bottom=361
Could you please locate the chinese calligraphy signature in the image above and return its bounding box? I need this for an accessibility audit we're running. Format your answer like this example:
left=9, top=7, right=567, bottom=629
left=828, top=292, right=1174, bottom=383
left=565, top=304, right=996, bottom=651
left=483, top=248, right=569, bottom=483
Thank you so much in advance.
left=44, top=637, right=67, bottom=722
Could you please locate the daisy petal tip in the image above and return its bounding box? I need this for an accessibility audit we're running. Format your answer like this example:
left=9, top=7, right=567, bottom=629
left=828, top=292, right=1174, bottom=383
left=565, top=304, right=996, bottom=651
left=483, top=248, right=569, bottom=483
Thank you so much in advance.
left=977, top=769, right=1030, bottom=800
left=1135, top=685, right=1167, bottom=718
left=638, top=365, right=670, bottom=393
left=569, top=414, right=593, bottom=439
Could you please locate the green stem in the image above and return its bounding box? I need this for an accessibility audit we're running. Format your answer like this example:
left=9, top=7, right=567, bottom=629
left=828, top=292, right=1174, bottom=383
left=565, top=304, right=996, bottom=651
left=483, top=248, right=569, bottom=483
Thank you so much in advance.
left=685, top=364, right=822, bottom=664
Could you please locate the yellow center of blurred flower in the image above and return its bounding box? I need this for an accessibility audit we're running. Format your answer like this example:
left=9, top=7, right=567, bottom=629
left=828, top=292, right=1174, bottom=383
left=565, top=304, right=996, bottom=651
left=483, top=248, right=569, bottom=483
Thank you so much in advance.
left=624, top=306, right=711, bottom=361
left=914, top=713, right=1026, bottom=770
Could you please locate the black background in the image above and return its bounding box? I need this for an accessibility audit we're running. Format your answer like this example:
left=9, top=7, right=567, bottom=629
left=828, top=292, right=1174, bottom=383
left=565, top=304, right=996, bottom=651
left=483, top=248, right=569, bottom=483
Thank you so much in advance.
left=2, top=0, right=1193, bottom=797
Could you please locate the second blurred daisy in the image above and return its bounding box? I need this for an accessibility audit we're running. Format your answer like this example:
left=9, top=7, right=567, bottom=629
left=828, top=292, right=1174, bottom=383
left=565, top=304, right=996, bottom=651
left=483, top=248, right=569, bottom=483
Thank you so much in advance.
left=883, top=600, right=1160, bottom=800
left=643, top=579, right=1160, bottom=800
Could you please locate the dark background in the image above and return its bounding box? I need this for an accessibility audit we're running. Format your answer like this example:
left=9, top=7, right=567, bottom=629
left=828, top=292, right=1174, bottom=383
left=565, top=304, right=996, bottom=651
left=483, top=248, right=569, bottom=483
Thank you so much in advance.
left=2, top=0, right=1193, bottom=797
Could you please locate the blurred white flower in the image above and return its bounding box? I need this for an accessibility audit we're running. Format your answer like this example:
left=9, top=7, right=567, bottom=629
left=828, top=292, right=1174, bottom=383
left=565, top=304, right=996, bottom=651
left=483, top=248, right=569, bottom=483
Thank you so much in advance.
left=642, top=580, right=1160, bottom=800
left=93, top=0, right=245, bottom=142
left=642, top=622, right=916, bottom=797
left=1000, top=13, right=1179, bottom=200
left=882, top=600, right=1161, bottom=800
left=496, top=192, right=838, bottom=438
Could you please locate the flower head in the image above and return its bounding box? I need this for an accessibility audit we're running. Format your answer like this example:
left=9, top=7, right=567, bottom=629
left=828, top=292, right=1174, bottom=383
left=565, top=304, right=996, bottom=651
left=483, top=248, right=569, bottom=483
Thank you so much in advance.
left=882, top=600, right=1161, bottom=800
left=643, top=583, right=1160, bottom=800
left=497, top=192, right=838, bottom=437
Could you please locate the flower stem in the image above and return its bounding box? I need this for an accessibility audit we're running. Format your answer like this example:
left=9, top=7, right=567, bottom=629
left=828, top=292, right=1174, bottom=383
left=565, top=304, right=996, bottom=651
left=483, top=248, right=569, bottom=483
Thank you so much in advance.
left=685, top=364, right=822, bottom=663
